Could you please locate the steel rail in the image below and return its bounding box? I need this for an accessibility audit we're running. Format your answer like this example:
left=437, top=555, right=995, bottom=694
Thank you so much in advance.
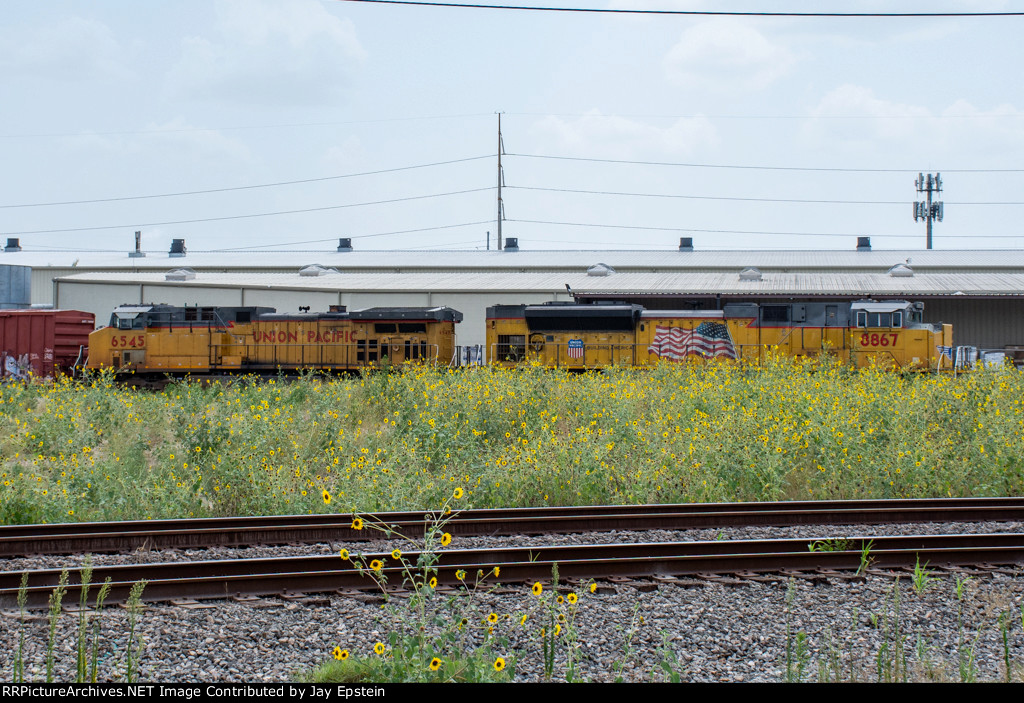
left=2, top=532, right=1023, bottom=608
left=2, top=497, right=1024, bottom=557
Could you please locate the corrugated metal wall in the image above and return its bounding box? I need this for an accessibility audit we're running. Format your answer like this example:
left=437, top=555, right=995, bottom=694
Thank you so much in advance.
left=924, top=299, right=1024, bottom=350
left=0, top=265, right=31, bottom=308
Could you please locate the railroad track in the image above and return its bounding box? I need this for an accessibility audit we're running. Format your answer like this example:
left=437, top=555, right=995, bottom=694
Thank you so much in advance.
left=3, top=532, right=1024, bottom=608
left=3, top=496, right=1024, bottom=557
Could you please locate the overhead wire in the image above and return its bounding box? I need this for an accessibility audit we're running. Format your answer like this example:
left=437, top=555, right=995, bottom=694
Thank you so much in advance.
left=0, top=187, right=495, bottom=236
left=508, top=185, right=907, bottom=205
left=508, top=219, right=1024, bottom=239
left=0, top=155, right=493, bottom=209
left=197, top=220, right=493, bottom=251
left=0, top=113, right=493, bottom=140
left=507, top=152, right=1024, bottom=174
left=336, top=1, right=1024, bottom=18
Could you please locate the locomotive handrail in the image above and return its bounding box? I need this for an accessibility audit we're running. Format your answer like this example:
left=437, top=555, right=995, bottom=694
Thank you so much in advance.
left=207, top=340, right=442, bottom=370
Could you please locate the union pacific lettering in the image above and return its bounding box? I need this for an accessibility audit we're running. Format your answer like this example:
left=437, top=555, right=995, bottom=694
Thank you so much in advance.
left=252, top=330, right=358, bottom=343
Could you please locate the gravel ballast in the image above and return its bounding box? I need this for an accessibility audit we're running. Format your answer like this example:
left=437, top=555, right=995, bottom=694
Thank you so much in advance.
left=3, top=522, right=1024, bottom=683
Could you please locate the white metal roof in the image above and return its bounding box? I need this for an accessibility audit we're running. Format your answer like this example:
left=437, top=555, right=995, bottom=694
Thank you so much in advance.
left=54, top=270, right=1024, bottom=297
left=9, top=248, right=1024, bottom=272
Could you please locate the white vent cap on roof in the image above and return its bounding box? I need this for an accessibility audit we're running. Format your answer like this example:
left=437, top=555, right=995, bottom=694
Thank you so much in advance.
left=299, top=264, right=339, bottom=277
left=165, top=268, right=196, bottom=281
left=888, top=263, right=914, bottom=277
left=587, top=263, right=615, bottom=276
left=739, top=266, right=762, bottom=281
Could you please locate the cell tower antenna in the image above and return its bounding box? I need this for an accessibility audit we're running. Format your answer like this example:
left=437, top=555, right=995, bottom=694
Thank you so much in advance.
left=913, top=173, right=944, bottom=250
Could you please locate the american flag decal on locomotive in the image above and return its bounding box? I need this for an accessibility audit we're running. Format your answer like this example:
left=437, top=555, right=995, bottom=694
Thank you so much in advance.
left=648, top=322, right=737, bottom=360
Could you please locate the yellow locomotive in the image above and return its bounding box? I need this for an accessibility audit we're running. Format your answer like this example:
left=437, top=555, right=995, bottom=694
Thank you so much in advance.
left=486, top=300, right=953, bottom=371
left=86, top=304, right=463, bottom=377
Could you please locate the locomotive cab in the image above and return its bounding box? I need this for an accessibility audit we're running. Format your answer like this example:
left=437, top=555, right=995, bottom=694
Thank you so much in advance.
left=849, top=300, right=949, bottom=370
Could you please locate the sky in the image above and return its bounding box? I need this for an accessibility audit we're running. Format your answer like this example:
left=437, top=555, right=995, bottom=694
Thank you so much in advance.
left=2, top=0, right=1024, bottom=254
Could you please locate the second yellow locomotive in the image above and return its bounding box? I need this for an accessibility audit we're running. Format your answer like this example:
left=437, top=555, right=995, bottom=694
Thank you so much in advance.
left=86, top=304, right=463, bottom=376
left=487, top=299, right=953, bottom=371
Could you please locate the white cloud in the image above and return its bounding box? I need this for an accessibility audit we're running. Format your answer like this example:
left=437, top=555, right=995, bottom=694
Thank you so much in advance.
left=800, top=85, right=1024, bottom=158
left=0, top=15, right=131, bottom=82
left=806, top=84, right=930, bottom=142
left=531, top=110, right=718, bottom=158
left=663, top=19, right=796, bottom=91
left=167, top=0, right=366, bottom=106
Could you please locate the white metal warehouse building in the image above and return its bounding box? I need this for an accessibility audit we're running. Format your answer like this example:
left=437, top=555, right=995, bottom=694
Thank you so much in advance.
left=3, top=238, right=1024, bottom=351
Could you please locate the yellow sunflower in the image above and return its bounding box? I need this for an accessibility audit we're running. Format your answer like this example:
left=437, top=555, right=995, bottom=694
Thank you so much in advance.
left=532, top=582, right=543, bottom=596
left=391, top=549, right=402, bottom=560
left=429, top=657, right=442, bottom=671
left=351, top=517, right=364, bottom=531
left=339, top=548, right=349, bottom=560
left=370, top=559, right=383, bottom=572
left=493, top=657, right=506, bottom=672
left=322, top=489, right=331, bottom=504
left=453, top=487, right=464, bottom=499
left=374, top=642, right=386, bottom=655
left=440, top=532, right=452, bottom=546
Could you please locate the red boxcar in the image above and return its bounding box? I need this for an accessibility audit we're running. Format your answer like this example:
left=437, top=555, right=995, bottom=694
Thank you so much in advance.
left=0, top=309, right=95, bottom=379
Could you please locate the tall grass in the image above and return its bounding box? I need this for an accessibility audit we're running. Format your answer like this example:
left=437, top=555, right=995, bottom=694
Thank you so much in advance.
left=2, top=359, right=1024, bottom=523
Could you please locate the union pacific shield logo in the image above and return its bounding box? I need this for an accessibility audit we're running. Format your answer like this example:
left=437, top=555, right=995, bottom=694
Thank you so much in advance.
left=567, top=339, right=584, bottom=359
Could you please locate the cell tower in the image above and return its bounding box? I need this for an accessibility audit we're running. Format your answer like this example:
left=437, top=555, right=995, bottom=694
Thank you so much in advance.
left=914, top=173, right=944, bottom=250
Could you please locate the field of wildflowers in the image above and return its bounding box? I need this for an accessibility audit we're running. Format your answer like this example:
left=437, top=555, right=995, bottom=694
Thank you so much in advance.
left=2, top=356, right=1023, bottom=525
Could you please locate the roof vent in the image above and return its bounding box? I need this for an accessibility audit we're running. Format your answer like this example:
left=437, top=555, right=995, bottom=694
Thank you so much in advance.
left=129, top=230, right=146, bottom=258
left=169, top=239, right=186, bottom=257
left=165, top=268, right=196, bottom=281
left=504, top=237, right=519, bottom=251
left=888, top=263, right=913, bottom=277
left=299, top=264, right=338, bottom=277
left=857, top=236, right=871, bottom=251
left=337, top=238, right=353, bottom=252
left=587, top=263, right=615, bottom=277
left=739, top=266, right=762, bottom=281
left=4, top=238, right=21, bottom=252
left=679, top=237, right=694, bottom=252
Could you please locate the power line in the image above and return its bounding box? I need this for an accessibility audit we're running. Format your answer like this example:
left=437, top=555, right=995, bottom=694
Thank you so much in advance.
left=337, top=0, right=1024, bottom=17
left=0, top=187, right=495, bottom=236
left=0, top=155, right=493, bottom=209
left=510, top=185, right=1024, bottom=206
left=198, top=221, right=492, bottom=251
left=505, top=111, right=1024, bottom=121
left=508, top=218, right=1024, bottom=239
left=508, top=153, right=1024, bottom=174
left=509, top=185, right=906, bottom=205
left=0, top=113, right=493, bottom=140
